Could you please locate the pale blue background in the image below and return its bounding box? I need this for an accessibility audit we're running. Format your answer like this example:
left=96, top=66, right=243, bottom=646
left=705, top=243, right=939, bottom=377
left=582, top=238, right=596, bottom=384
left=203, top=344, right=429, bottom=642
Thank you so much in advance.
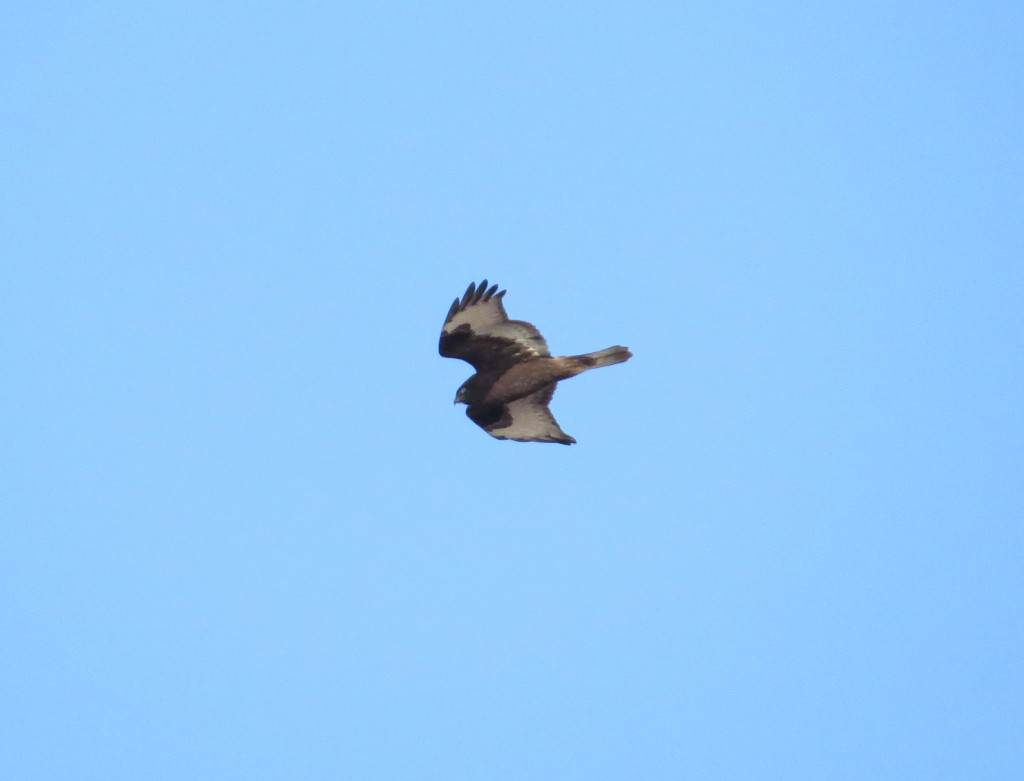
left=3, top=3, right=1022, bottom=779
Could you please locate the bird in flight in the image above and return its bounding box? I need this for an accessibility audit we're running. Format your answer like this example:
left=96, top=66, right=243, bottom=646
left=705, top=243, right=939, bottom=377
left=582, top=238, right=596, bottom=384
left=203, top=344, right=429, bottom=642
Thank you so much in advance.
left=439, top=280, right=632, bottom=444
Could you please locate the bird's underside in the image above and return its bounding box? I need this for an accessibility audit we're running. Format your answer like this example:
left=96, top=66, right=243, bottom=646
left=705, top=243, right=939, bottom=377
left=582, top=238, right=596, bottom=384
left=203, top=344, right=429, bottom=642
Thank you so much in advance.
left=439, top=280, right=632, bottom=444
left=468, top=381, right=575, bottom=444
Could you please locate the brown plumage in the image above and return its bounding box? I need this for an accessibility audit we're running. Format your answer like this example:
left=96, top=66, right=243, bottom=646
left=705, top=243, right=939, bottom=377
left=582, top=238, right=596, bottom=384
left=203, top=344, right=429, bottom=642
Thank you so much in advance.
left=439, top=280, right=632, bottom=444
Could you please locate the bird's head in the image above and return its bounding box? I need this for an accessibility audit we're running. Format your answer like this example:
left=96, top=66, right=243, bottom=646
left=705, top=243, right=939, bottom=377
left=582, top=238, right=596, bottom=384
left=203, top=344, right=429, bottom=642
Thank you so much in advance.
left=454, top=381, right=471, bottom=405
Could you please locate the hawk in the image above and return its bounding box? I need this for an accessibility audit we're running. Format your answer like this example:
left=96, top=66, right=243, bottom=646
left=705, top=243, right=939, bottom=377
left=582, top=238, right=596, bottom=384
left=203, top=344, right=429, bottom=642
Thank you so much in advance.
left=439, top=280, right=632, bottom=444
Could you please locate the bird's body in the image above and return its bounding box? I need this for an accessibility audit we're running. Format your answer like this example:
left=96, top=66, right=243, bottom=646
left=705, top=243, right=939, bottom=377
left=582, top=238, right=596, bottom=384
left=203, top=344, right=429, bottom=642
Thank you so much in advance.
left=439, top=280, right=632, bottom=444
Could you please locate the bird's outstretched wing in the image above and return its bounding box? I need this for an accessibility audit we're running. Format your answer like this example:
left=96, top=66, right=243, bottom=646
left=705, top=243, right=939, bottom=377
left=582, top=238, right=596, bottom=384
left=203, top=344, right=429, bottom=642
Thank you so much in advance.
left=439, top=280, right=550, bottom=373
left=468, top=383, right=575, bottom=445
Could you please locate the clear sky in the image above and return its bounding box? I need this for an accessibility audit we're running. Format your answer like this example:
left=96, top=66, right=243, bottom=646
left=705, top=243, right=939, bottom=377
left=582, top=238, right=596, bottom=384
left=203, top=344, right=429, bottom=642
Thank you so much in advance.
left=3, top=3, right=1022, bottom=779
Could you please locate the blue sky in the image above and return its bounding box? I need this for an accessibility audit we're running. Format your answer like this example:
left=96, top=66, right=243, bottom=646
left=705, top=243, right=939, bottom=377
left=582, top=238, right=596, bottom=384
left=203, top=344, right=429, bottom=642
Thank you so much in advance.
left=3, top=3, right=1022, bottom=779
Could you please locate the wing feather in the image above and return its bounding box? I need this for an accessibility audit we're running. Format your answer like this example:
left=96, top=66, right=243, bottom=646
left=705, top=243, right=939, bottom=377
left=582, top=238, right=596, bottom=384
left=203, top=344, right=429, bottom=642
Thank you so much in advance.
left=439, top=280, right=550, bottom=372
left=480, top=383, right=575, bottom=445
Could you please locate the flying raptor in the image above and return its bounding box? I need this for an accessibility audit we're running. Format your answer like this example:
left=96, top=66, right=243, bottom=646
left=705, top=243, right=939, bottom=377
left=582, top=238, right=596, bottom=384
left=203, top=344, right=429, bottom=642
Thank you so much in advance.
left=439, top=280, right=632, bottom=444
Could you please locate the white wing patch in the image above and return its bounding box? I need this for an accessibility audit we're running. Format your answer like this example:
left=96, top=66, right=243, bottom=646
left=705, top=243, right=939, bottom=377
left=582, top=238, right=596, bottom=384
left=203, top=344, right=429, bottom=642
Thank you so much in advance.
left=442, top=287, right=509, bottom=335
left=442, top=280, right=551, bottom=358
left=487, top=385, right=575, bottom=445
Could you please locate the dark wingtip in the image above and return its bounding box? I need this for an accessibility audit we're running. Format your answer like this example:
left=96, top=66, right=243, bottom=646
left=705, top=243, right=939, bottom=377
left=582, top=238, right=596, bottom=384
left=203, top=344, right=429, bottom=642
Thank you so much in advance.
left=451, top=280, right=504, bottom=315
left=470, top=280, right=487, bottom=306
left=445, top=297, right=460, bottom=321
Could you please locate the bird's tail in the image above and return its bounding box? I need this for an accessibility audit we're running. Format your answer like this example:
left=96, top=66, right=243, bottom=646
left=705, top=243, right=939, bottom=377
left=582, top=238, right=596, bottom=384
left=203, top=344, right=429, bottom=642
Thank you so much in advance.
left=575, top=345, right=633, bottom=369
